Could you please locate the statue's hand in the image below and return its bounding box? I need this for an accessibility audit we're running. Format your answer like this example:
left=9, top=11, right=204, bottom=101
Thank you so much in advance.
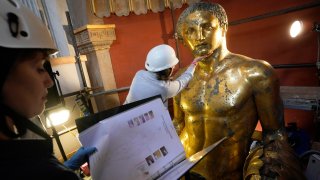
left=244, top=139, right=306, bottom=180
left=260, top=140, right=305, bottom=179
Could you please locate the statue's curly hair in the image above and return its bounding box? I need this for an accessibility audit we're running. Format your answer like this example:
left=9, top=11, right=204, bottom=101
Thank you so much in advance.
left=176, top=2, right=228, bottom=41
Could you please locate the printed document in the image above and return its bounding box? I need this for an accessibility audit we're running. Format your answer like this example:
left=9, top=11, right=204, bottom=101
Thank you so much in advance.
left=79, top=98, right=185, bottom=180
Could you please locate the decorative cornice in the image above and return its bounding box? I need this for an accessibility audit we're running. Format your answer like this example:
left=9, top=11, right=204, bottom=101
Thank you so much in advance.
left=74, top=24, right=116, bottom=54
left=89, top=0, right=201, bottom=17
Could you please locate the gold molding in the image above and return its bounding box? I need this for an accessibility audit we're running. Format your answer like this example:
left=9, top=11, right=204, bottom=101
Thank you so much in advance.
left=73, top=24, right=115, bottom=34
left=50, top=55, right=87, bottom=66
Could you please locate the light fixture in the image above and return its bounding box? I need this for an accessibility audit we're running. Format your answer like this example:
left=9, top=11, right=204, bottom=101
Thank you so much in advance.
left=290, top=20, right=303, bottom=38
left=46, top=107, right=70, bottom=128
left=44, top=57, right=70, bottom=161
left=44, top=107, right=70, bottom=161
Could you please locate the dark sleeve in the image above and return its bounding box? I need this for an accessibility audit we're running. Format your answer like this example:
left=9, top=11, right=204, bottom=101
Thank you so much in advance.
left=0, top=155, right=81, bottom=180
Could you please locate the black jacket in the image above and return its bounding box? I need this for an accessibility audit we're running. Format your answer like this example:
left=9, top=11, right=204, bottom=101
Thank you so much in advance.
left=0, top=139, right=80, bottom=180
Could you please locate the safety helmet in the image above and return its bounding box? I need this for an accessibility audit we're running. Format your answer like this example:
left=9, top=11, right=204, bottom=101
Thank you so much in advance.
left=0, top=0, right=56, bottom=51
left=145, top=44, right=179, bottom=72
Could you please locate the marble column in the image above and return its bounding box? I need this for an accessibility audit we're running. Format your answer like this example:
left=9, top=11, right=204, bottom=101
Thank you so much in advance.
left=74, top=25, right=119, bottom=112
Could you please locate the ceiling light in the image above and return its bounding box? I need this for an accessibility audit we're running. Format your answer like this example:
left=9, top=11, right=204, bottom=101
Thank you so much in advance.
left=290, top=20, right=303, bottom=38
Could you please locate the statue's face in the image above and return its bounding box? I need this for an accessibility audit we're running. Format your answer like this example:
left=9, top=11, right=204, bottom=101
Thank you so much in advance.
left=181, top=10, right=225, bottom=57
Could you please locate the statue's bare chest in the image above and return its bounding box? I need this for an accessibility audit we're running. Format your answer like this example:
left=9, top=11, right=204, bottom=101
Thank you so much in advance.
left=180, top=69, right=252, bottom=116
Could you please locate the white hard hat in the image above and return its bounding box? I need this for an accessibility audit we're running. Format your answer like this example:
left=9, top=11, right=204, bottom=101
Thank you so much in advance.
left=145, top=44, right=179, bottom=72
left=0, top=0, right=56, bottom=51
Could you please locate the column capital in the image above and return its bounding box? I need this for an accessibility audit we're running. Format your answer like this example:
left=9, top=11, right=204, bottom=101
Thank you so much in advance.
left=74, top=24, right=116, bottom=54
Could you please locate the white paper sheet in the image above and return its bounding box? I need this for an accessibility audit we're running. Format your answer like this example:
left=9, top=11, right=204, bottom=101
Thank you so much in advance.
left=79, top=98, right=185, bottom=180
left=157, top=136, right=228, bottom=180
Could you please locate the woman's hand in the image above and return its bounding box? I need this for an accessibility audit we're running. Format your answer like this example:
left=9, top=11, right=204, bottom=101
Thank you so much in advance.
left=64, top=146, right=97, bottom=170
left=191, top=55, right=208, bottom=65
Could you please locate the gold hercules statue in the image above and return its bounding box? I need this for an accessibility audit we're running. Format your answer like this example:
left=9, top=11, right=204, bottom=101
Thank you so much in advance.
left=173, top=2, right=305, bottom=180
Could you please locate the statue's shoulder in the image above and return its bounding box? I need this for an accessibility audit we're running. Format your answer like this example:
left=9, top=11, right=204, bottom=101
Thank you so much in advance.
left=232, top=53, right=273, bottom=70
left=229, top=53, right=276, bottom=83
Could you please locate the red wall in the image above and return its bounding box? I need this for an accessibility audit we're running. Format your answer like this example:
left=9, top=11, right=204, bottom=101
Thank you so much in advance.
left=104, top=0, right=320, bottom=136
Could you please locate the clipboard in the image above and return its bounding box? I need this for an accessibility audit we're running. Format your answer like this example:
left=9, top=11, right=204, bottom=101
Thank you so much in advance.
left=76, top=96, right=229, bottom=180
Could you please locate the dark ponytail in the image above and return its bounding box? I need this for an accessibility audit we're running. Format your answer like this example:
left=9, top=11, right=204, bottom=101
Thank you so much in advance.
left=155, top=68, right=173, bottom=81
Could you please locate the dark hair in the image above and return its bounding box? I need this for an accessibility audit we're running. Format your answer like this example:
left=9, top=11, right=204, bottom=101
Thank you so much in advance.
left=155, top=68, right=173, bottom=81
left=176, top=2, right=228, bottom=41
left=0, top=47, right=52, bottom=138
left=0, top=46, right=54, bottom=138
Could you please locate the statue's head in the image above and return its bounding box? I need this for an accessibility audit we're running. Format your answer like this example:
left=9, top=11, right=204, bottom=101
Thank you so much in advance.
left=176, top=2, right=228, bottom=56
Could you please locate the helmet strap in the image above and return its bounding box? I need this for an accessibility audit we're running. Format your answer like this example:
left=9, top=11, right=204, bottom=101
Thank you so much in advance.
left=0, top=104, right=50, bottom=139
